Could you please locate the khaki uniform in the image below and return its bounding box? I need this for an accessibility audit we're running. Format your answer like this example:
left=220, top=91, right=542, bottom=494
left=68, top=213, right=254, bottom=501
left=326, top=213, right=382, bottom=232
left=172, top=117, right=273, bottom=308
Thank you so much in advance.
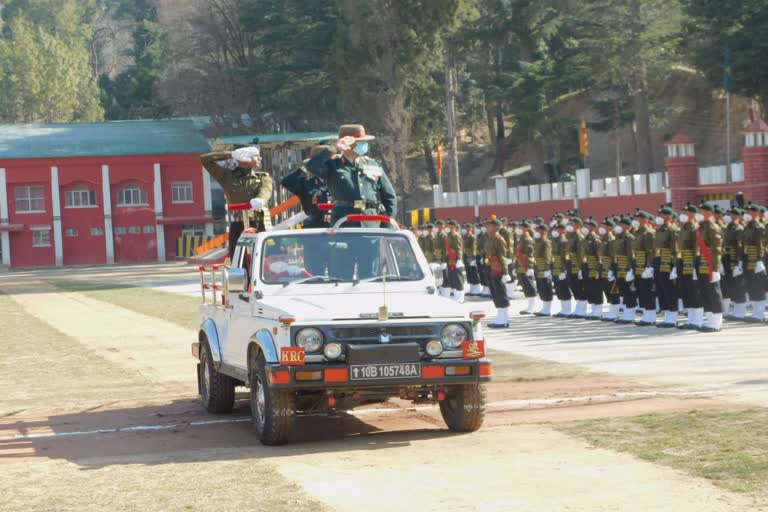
left=579, top=232, right=603, bottom=306
left=534, top=235, right=553, bottom=303
left=485, top=232, right=510, bottom=309
left=722, top=222, right=746, bottom=304
left=633, top=225, right=656, bottom=311
left=653, top=223, right=679, bottom=314
left=698, top=219, right=724, bottom=314
left=516, top=232, right=537, bottom=298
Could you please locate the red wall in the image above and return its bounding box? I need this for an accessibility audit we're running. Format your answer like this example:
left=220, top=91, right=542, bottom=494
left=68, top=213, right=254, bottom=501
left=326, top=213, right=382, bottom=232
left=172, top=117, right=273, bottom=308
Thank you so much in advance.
left=6, top=164, right=55, bottom=267
left=58, top=162, right=106, bottom=266
left=160, top=158, right=206, bottom=261
left=110, top=160, right=157, bottom=264
left=433, top=193, right=667, bottom=223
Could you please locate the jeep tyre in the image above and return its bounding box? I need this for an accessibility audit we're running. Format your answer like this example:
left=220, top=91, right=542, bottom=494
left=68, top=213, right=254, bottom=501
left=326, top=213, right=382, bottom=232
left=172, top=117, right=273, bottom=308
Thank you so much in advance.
left=199, top=342, right=236, bottom=414
left=250, top=351, right=296, bottom=445
left=439, top=383, right=486, bottom=432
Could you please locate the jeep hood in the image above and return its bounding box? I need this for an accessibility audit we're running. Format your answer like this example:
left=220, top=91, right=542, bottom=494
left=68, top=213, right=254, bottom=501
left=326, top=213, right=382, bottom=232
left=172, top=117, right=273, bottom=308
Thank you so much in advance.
left=260, top=292, right=468, bottom=322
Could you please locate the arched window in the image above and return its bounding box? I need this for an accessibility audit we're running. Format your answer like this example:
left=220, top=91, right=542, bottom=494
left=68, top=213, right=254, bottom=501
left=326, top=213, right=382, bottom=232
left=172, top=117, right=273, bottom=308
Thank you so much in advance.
left=65, top=185, right=97, bottom=208
left=117, top=184, right=148, bottom=206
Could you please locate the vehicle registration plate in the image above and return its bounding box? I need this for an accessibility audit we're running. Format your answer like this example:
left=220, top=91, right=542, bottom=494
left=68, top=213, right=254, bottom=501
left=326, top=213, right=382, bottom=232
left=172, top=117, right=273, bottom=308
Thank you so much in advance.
left=350, top=363, right=421, bottom=381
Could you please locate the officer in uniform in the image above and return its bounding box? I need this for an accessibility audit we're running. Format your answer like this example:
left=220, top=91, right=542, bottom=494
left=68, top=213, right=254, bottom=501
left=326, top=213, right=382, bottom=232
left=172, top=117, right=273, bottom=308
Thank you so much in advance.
left=675, top=203, right=704, bottom=329
left=580, top=218, right=604, bottom=320
left=600, top=218, right=622, bottom=321
left=741, top=203, right=766, bottom=322
left=476, top=222, right=492, bottom=297
left=533, top=223, right=554, bottom=316
left=305, top=124, right=397, bottom=227
left=463, top=222, right=482, bottom=296
left=516, top=219, right=538, bottom=314
left=433, top=220, right=449, bottom=296
left=654, top=206, right=680, bottom=327
left=566, top=216, right=588, bottom=317
left=551, top=220, right=573, bottom=317
left=697, top=202, right=724, bottom=332
left=280, top=145, right=332, bottom=228
left=421, top=223, right=436, bottom=263
left=633, top=210, right=657, bottom=326
left=485, top=216, right=512, bottom=328
left=612, top=216, right=638, bottom=324
left=445, top=219, right=466, bottom=302
left=200, top=145, right=273, bottom=258
left=722, top=206, right=747, bottom=320
left=499, top=218, right=516, bottom=297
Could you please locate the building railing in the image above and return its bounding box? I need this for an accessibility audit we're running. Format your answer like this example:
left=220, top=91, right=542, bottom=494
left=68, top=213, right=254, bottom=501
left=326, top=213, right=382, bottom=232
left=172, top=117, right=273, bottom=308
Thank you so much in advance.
left=698, top=162, right=744, bottom=185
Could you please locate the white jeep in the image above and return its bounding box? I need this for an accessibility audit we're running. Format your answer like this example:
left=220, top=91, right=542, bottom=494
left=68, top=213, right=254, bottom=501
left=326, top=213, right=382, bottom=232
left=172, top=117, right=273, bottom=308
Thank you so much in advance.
left=192, top=215, right=491, bottom=445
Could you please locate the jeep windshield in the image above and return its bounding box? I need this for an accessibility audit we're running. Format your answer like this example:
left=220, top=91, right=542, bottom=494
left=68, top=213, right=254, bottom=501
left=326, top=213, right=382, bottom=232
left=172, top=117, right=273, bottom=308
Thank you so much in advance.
left=260, top=232, right=424, bottom=285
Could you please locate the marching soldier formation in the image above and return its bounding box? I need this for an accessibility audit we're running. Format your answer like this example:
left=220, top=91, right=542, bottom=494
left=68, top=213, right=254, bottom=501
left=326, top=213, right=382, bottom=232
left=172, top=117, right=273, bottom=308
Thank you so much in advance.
left=417, top=201, right=768, bottom=332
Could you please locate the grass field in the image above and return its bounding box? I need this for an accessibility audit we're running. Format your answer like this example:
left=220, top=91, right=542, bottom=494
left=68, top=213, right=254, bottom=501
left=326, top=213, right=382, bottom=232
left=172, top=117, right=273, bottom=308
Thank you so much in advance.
left=559, top=408, right=768, bottom=495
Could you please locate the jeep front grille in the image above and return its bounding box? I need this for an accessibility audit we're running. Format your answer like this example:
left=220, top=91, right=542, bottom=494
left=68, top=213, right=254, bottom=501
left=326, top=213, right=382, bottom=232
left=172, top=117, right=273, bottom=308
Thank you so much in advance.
left=331, top=325, right=435, bottom=339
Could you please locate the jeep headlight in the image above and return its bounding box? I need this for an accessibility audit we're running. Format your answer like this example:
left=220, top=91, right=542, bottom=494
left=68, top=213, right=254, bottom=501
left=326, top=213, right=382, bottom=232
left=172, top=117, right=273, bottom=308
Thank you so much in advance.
left=295, top=328, right=324, bottom=353
left=440, top=323, right=468, bottom=349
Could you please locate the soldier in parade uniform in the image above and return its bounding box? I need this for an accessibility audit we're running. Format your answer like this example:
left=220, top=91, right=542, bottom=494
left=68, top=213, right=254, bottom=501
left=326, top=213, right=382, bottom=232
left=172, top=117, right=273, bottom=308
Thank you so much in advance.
left=722, top=207, right=747, bottom=320
left=741, top=203, right=766, bottom=322
left=444, top=219, right=466, bottom=302
left=533, top=224, right=554, bottom=316
left=551, top=221, right=573, bottom=317
left=697, top=202, right=724, bottom=332
left=516, top=219, right=538, bottom=314
left=676, top=203, right=704, bottom=329
left=463, top=222, right=482, bottom=296
left=485, top=217, right=512, bottom=328
left=612, top=216, right=638, bottom=324
left=422, top=223, right=436, bottom=263
left=653, top=206, right=681, bottom=327
left=633, top=210, right=658, bottom=326
left=580, top=218, right=604, bottom=320
left=433, top=220, right=449, bottom=296
left=280, top=145, right=332, bottom=228
left=600, top=218, right=622, bottom=321
left=200, top=145, right=273, bottom=258
left=305, top=124, right=397, bottom=227
left=476, top=222, right=492, bottom=297
left=499, top=218, right=516, bottom=297
left=566, top=216, right=588, bottom=318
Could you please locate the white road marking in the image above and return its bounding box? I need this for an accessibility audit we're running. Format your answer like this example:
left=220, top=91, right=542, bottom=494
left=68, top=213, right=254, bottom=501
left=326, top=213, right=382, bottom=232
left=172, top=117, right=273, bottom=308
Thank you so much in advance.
left=0, top=390, right=714, bottom=442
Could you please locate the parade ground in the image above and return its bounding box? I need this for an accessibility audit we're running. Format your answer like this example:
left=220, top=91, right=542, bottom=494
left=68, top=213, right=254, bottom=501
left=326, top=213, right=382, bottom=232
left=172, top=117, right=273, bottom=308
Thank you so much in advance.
left=2, top=263, right=768, bottom=512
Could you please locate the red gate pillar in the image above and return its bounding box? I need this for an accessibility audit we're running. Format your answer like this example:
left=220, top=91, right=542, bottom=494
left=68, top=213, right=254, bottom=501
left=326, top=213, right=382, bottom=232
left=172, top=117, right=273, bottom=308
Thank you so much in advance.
left=664, top=133, right=698, bottom=210
left=742, top=118, right=768, bottom=205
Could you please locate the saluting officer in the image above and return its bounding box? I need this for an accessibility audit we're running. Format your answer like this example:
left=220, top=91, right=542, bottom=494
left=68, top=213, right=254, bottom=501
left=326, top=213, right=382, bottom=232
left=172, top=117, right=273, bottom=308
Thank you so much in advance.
left=463, top=222, right=482, bottom=296
left=280, top=145, right=332, bottom=228
left=551, top=221, right=573, bottom=317
left=305, top=124, right=397, bottom=227
left=422, top=223, right=436, bottom=263
left=580, top=218, right=604, bottom=320
left=533, top=224, right=554, bottom=316
left=654, top=206, right=681, bottom=328
left=516, top=219, right=538, bottom=314
left=485, top=216, right=512, bottom=328
left=697, top=202, right=724, bottom=332
left=632, top=210, right=657, bottom=326
left=722, top=207, right=747, bottom=320
left=741, top=203, right=766, bottom=322
left=445, top=219, right=466, bottom=302
left=200, top=145, right=273, bottom=258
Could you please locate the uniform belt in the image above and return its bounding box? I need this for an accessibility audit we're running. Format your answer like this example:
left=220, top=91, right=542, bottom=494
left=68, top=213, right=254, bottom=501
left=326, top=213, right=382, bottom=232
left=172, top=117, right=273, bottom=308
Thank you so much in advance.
left=334, top=200, right=381, bottom=209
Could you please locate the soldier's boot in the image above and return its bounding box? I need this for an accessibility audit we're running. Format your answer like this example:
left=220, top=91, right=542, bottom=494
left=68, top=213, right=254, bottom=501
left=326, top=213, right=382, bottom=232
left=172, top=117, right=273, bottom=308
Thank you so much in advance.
left=571, top=300, right=588, bottom=318
left=678, top=308, right=693, bottom=329
left=678, top=299, right=686, bottom=316
left=439, top=287, right=450, bottom=297
left=721, top=298, right=732, bottom=318
left=505, top=283, right=516, bottom=299
left=701, top=312, right=722, bottom=332
left=690, top=308, right=705, bottom=330
left=732, top=302, right=747, bottom=320
left=489, top=308, right=509, bottom=328
left=520, top=297, right=536, bottom=315
left=470, top=284, right=483, bottom=295
left=535, top=301, right=552, bottom=316
left=555, top=299, right=572, bottom=317
left=637, top=308, right=656, bottom=326
left=481, top=286, right=491, bottom=297
left=603, top=304, right=620, bottom=321
left=617, top=307, right=636, bottom=324
left=453, top=290, right=465, bottom=303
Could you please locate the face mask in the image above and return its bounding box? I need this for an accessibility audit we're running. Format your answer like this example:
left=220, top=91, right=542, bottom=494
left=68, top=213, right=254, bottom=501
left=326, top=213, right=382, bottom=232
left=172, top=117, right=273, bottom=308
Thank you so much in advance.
left=533, top=231, right=541, bottom=239
left=580, top=226, right=589, bottom=236
left=743, top=213, right=753, bottom=222
left=549, top=220, right=557, bottom=227
left=598, top=227, right=607, bottom=236
left=679, top=213, right=689, bottom=223
left=723, top=215, right=733, bottom=224
left=461, top=229, right=467, bottom=235
left=481, top=227, right=487, bottom=234
left=432, top=228, right=438, bottom=234
left=631, top=220, right=640, bottom=229
left=565, top=224, right=574, bottom=233
left=353, top=142, right=369, bottom=156
left=655, top=216, right=664, bottom=226
left=514, top=228, right=523, bottom=236
left=694, top=213, right=704, bottom=222
left=551, top=230, right=560, bottom=238
left=613, top=225, right=623, bottom=235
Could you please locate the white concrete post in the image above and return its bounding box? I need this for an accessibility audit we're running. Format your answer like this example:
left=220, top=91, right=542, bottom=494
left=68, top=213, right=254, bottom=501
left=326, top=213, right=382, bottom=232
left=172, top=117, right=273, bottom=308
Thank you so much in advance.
left=0, top=168, right=10, bottom=266
left=494, top=177, right=508, bottom=204
left=50, top=167, right=63, bottom=266
left=101, top=165, right=115, bottom=264
left=153, top=163, right=166, bottom=262
left=202, top=166, right=214, bottom=236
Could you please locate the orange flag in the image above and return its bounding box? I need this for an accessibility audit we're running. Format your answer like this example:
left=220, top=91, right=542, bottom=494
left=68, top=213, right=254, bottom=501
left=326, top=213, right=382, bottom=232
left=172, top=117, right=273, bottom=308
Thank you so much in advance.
left=579, top=118, right=589, bottom=157
left=435, top=142, right=443, bottom=178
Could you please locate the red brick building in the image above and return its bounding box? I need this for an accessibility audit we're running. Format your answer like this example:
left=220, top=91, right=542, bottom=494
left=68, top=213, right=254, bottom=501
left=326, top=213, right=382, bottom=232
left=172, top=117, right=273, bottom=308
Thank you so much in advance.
left=0, top=120, right=214, bottom=268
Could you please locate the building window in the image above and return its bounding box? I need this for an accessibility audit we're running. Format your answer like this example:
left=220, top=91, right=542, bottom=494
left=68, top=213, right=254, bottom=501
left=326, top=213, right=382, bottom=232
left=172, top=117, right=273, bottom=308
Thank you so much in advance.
left=115, top=226, right=127, bottom=235
left=32, top=229, right=51, bottom=247
left=65, top=186, right=97, bottom=208
left=65, top=228, right=79, bottom=237
left=15, top=186, right=45, bottom=213
left=182, top=224, right=205, bottom=237
left=117, top=184, right=148, bottom=206
left=171, top=182, right=193, bottom=203
left=143, top=225, right=155, bottom=234
left=128, top=226, right=141, bottom=234
left=90, top=227, right=104, bottom=236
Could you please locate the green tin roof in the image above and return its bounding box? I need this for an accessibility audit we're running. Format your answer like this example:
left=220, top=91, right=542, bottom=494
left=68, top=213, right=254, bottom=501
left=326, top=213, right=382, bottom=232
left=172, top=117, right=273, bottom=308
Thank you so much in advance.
left=0, top=119, right=210, bottom=159
left=219, top=131, right=337, bottom=149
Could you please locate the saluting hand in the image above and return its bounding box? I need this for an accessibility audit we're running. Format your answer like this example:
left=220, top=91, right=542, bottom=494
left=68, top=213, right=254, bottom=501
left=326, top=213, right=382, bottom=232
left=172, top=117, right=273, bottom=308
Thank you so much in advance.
left=333, top=136, right=357, bottom=153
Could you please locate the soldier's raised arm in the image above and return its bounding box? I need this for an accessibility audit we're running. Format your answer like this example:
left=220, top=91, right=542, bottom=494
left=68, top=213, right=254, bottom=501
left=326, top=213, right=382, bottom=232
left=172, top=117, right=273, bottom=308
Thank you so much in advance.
left=200, top=151, right=236, bottom=187
left=280, top=168, right=306, bottom=196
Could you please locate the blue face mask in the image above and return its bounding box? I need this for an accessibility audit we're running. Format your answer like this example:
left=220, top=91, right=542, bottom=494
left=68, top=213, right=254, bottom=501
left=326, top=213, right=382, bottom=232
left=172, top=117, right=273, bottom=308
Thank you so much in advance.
left=354, top=142, right=369, bottom=157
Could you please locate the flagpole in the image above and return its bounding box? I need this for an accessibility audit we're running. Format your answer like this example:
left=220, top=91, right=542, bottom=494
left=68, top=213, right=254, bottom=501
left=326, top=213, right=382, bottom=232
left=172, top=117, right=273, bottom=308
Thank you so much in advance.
left=726, top=91, right=731, bottom=182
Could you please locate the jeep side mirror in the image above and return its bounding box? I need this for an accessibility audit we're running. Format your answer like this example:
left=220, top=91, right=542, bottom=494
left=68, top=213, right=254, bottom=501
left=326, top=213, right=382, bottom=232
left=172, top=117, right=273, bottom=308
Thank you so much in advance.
left=223, top=267, right=247, bottom=294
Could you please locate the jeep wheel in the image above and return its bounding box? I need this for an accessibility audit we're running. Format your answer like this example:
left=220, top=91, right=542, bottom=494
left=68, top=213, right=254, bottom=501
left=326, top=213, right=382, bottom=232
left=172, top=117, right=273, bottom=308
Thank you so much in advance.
left=439, top=384, right=486, bottom=432
left=199, top=343, right=236, bottom=414
left=250, top=352, right=296, bottom=445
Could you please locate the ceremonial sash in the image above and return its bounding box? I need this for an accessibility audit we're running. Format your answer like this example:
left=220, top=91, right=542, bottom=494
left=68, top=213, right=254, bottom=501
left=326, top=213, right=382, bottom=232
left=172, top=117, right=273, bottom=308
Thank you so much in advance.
left=517, top=245, right=530, bottom=270
left=697, top=230, right=714, bottom=279
left=445, top=238, right=457, bottom=270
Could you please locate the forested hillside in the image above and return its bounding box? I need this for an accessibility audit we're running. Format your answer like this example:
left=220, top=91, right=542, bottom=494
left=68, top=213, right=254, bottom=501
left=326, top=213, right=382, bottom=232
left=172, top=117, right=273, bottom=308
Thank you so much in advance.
left=1, top=0, right=766, bottom=206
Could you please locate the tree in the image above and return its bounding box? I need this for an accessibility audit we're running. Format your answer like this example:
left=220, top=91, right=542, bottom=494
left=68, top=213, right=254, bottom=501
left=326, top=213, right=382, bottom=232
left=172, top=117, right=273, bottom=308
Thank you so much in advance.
left=682, top=0, right=768, bottom=113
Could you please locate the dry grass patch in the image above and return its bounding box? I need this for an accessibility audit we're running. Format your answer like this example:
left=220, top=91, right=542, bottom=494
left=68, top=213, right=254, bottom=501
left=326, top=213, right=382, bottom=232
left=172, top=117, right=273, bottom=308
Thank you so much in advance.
left=558, top=408, right=768, bottom=495
left=488, top=348, right=590, bottom=382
